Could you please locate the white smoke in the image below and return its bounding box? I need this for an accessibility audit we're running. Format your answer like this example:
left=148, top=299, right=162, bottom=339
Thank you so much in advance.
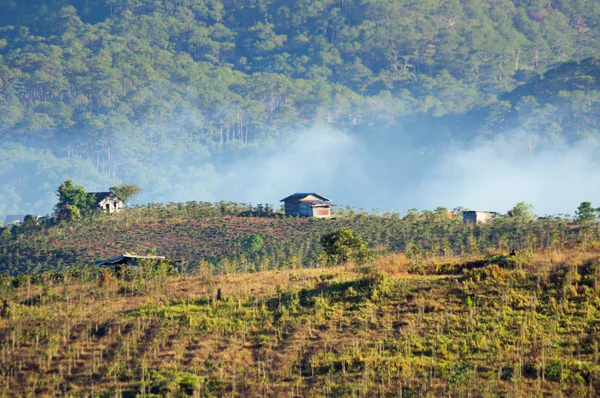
left=415, top=136, right=600, bottom=216
left=177, top=129, right=600, bottom=217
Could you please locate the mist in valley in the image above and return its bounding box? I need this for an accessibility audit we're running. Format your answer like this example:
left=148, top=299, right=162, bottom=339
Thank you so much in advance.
left=205, top=127, right=600, bottom=216
left=3, top=116, right=598, bottom=219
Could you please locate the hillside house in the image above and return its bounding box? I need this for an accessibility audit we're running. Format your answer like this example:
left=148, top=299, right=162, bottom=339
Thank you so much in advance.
left=280, top=193, right=336, bottom=218
left=463, top=211, right=498, bottom=224
left=90, top=192, right=125, bottom=214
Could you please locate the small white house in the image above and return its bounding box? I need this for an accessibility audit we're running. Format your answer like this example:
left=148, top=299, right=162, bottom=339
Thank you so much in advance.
left=89, top=192, right=125, bottom=214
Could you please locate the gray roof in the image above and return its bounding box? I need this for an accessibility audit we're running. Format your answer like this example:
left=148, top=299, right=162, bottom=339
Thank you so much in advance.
left=3, top=215, right=27, bottom=225
left=280, top=193, right=331, bottom=203
left=463, top=211, right=498, bottom=215
left=89, top=192, right=122, bottom=204
left=96, top=254, right=166, bottom=266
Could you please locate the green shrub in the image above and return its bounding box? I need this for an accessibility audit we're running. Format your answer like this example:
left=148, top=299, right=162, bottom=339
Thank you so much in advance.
left=501, top=365, right=514, bottom=380
left=178, top=373, right=203, bottom=395
left=320, top=227, right=372, bottom=265
left=522, top=362, right=538, bottom=379
left=545, top=359, right=563, bottom=381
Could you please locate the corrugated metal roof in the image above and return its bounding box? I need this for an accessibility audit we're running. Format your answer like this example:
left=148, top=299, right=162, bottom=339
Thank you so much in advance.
left=96, top=254, right=166, bottom=266
left=280, top=193, right=331, bottom=203
left=463, top=211, right=498, bottom=215
left=89, top=192, right=124, bottom=204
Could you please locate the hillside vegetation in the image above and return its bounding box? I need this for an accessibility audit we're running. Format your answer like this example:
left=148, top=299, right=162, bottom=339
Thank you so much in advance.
left=2, top=244, right=600, bottom=396
left=0, top=203, right=590, bottom=274
left=1, top=0, right=600, bottom=215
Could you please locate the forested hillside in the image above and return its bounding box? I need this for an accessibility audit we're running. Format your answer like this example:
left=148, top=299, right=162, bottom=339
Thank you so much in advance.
left=1, top=0, right=600, bottom=216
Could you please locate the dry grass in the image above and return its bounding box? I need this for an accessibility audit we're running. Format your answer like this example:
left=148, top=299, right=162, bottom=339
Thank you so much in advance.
left=370, top=253, right=411, bottom=276
left=3, top=245, right=600, bottom=396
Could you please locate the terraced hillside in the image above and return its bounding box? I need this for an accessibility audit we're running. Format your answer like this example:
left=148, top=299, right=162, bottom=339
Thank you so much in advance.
left=1, top=246, right=600, bottom=396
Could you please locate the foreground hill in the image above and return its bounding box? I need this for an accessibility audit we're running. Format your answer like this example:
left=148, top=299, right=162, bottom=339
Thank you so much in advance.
left=2, top=245, right=600, bottom=396
left=0, top=205, right=587, bottom=274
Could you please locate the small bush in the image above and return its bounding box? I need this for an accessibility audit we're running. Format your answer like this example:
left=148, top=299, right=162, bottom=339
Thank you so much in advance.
left=501, top=365, right=514, bottom=381
left=522, top=362, right=538, bottom=379
left=179, top=373, right=203, bottom=395
left=545, top=359, right=563, bottom=381
left=506, top=251, right=533, bottom=269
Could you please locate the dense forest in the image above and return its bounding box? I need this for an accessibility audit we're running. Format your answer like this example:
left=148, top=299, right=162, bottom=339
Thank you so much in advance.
left=1, top=0, right=600, bottom=216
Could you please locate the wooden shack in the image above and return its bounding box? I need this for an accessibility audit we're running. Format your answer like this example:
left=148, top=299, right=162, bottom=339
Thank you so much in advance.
left=280, top=193, right=336, bottom=218
left=463, top=211, right=498, bottom=224
left=96, top=254, right=168, bottom=274
left=96, top=254, right=166, bottom=267
left=89, top=192, right=125, bottom=214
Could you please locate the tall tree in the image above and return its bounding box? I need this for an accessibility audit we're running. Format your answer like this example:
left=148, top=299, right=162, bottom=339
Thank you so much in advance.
left=109, top=183, right=143, bottom=204
left=54, top=180, right=95, bottom=213
left=575, top=201, right=597, bottom=223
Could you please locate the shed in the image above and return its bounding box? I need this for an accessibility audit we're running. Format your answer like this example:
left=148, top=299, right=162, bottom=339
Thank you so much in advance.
left=280, top=193, right=336, bottom=218
left=463, top=211, right=498, bottom=224
left=96, top=254, right=166, bottom=268
left=96, top=254, right=170, bottom=275
left=89, top=192, right=125, bottom=214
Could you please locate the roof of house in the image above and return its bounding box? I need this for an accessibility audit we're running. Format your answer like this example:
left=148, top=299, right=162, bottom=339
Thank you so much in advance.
left=96, top=254, right=166, bottom=266
left=3, top=215, right=27, bottom=225
left=280, top=193, right=331, bottom=203
left=89, top=192, right=122, bottom=204
left=463, top=211, right=498, bottom=215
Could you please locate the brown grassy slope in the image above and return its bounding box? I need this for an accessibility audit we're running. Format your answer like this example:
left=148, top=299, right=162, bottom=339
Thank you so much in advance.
left=3, top=215, right=369, bottom=273
left=4, top=209, right=578, bottom=274
left=2, top=245, right=600, bottom=396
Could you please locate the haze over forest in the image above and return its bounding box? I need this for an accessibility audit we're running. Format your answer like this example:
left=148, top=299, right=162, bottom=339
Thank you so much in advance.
left=1, top=0, right=600, bottom=217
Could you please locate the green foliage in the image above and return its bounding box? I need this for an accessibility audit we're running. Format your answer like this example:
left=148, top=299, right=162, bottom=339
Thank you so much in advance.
left=464, top=296, right=473, bottom=309
left=109, top=184, right=142, bottom=204
left=177, top=373, right=203, bottom=395
left=545, top=359, right=563, bottom=381
left=0, top=203, right=595, bottom=275
left=576, top=201, right=597, bottom=223
left=3, top=244, right=600, bottom=395
left=1, top=1, right=600, bottom=215
left=243, top=234, right=264, bottom=256
left=54, top=180, right=95, bottom=214
left=508, top=202, right=535, bottom=222
left=522, top=362, right=539, bottom=379
left=320, top=227, right=371, bottom=265
left=56, top=204, right=81, bottom=222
